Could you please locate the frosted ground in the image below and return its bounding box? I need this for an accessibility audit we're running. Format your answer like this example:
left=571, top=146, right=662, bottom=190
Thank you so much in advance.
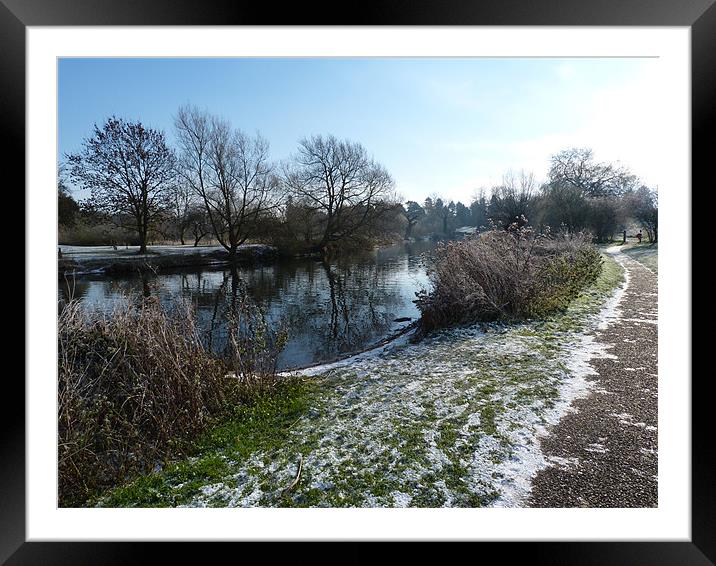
left=98, top=254, right=625, bottom=508
left=58, top=243, right=272, bottom=259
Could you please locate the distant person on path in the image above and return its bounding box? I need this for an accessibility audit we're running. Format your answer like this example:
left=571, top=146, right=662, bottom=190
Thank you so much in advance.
left=623, top=230, right=627, bottom=244
left=636, top=230, right=642, bottom=244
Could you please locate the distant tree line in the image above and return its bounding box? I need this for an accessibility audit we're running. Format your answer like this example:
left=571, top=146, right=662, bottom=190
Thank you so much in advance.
left=59, top=112, right=657, bottom=253
left=400, top=148, right=657, bottom=243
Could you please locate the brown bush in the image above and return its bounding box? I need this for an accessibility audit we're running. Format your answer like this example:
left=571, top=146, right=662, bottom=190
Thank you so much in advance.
left=414, top=223, right=602, bottom=334
left=58, top=295, right=284, bottom=506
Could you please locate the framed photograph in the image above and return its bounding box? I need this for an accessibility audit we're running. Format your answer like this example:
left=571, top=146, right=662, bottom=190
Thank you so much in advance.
left=6, top=0, right=710, bottom=563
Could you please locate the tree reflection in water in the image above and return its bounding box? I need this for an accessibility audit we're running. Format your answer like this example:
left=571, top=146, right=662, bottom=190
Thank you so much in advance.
left=57, top=242, right=434, bottom=370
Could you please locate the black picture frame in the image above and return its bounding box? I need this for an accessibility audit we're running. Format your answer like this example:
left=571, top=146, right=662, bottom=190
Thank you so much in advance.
left=4, top=1, right=711, bottom=563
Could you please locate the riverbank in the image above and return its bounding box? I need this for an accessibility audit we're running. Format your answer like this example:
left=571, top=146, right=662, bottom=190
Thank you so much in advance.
left=58, top=243, right=281, bottom=276
left=56, top=240, right=408, bottom=277
left=92, top=252, right=629, bottom=508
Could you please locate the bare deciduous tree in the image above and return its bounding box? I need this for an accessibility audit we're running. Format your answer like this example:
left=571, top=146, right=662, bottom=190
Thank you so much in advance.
left=283, top=196, right=322, bottom=244
left=537, top=181, right=590, bottom=234
left=549, top=148, right=637, bottom=197
left=167, top=180, right=195, bottom=245
left=488, top=170, right=537, bottom=229
left=174, top=105, right=281, bottom=258
left=283, top=135, right=396, bottom=253
left=186, top=205, right=211, bottom=247
left=626, top=186, right=658, bottom=242
left=587, top=196, right=623, bottom=243
left=67, top=117, right=176, bottom=253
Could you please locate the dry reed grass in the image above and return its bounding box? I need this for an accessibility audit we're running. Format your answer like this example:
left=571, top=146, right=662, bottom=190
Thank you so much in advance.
left=415, top=222, right=602, bottom=334
left=58, top=293, right=285, bottom=506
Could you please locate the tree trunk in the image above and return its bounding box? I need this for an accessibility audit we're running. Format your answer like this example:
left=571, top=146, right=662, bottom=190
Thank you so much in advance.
left=138, top=227, right=148, bottom=254
left=138, top=189, right=150, bottom=254
left=319, top=214, right=333, bottom=253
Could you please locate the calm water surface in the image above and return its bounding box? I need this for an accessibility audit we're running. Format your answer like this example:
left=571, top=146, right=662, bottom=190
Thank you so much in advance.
left=59, top=242, right=435, bottom=370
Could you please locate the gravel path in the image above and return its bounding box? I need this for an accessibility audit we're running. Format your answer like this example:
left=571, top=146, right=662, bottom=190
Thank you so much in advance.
left=529, top=248, right=658, bottom=507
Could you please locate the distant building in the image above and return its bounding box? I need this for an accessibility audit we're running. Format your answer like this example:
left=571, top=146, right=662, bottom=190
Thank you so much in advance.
left=454, top=226, right=478, bottom=239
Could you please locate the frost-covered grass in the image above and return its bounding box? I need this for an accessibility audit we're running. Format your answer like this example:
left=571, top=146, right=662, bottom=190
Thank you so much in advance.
left=96, top=254, right=624, bottom=508
left=620, top=242, right=658, bottom=274
left=92, top=378, right=317, bottom=507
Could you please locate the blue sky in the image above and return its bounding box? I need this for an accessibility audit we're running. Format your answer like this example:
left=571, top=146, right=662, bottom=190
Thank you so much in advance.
left=59, top=57, right=659, bottom=204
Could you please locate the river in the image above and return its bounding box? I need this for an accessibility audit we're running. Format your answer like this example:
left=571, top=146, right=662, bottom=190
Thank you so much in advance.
left=58, top=241, right=435, bottom=370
